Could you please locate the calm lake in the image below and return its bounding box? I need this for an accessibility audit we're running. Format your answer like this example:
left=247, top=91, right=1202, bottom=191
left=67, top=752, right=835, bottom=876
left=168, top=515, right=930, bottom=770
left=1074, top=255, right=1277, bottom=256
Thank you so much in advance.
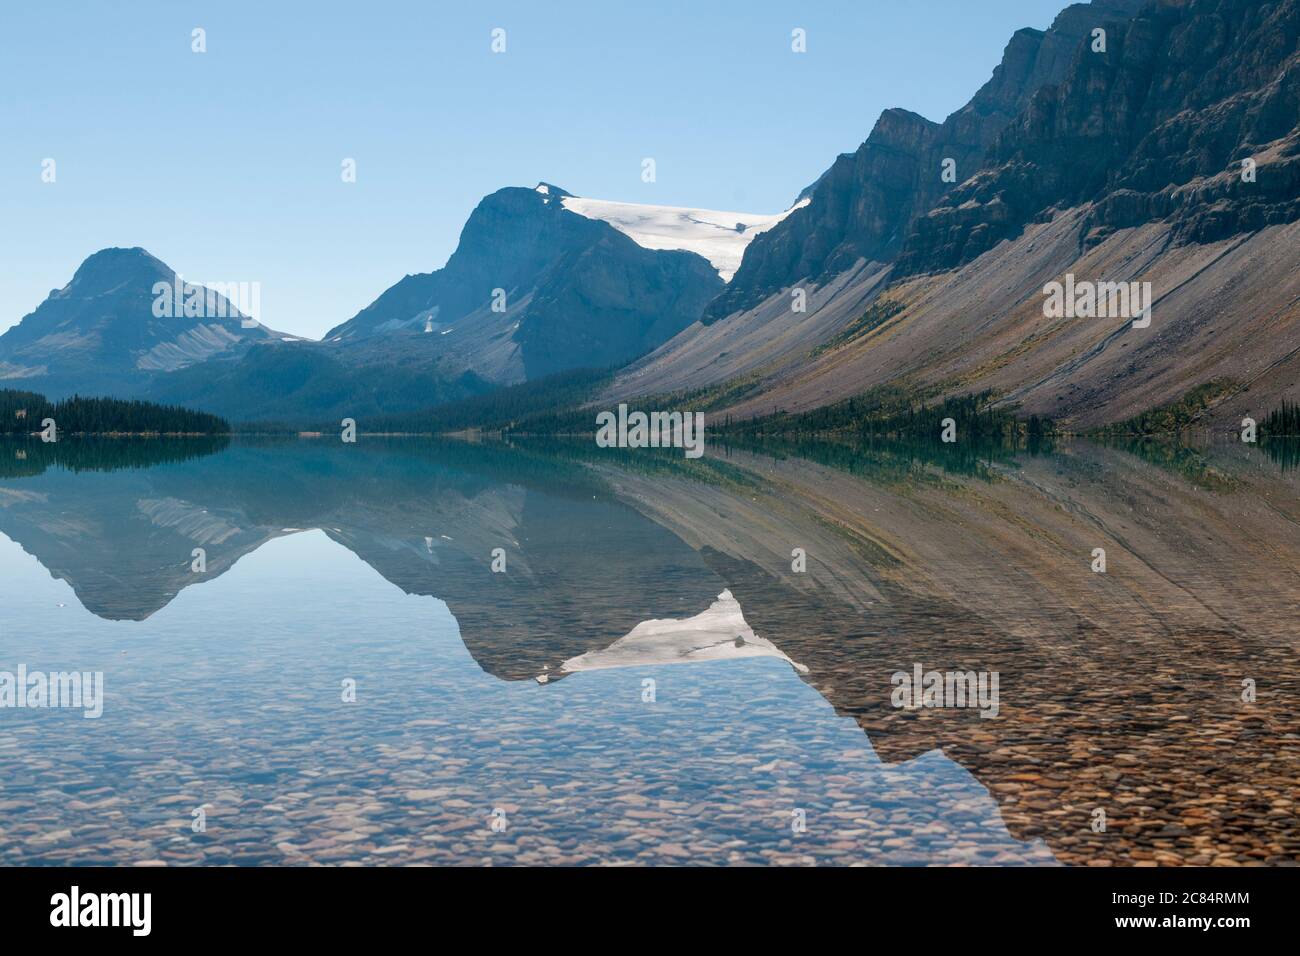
left=1, top=436, right=1296, bottom=866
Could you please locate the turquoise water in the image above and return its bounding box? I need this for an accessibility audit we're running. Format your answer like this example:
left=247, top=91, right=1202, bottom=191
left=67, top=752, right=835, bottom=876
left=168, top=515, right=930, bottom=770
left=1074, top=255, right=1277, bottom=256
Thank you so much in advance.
left=1, top=436, right=1297, bottom=865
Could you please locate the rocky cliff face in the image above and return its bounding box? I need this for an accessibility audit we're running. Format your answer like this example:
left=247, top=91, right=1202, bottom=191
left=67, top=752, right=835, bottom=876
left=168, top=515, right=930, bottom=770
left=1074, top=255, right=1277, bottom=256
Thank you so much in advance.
left=701, top=109, right=937, bottom=324
left=705, top=0, right=1148, bottom=320
left=0, top=247, right=281, bottom=398
left=895, top=0, right=1300, bottom=275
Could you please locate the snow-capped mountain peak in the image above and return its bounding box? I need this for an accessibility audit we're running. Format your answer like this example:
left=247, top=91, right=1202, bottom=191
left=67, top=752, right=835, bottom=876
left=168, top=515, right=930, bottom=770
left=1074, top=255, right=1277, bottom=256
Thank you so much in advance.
left=558, top=193, right=807, bottom=282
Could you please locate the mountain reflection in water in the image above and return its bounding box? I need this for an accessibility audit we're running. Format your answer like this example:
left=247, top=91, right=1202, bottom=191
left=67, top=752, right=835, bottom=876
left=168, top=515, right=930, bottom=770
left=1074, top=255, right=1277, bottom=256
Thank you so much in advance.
left=0, top=435, right=1296, bottom=866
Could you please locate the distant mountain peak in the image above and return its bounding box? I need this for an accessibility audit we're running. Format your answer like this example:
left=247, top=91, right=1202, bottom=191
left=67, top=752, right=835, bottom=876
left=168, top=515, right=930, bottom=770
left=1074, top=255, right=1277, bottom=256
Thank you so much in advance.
left=66, top=246, right=171, bottom=292
left=0, top=248, right=280, bottom=397
left=321, top=179, right=729, bottom=383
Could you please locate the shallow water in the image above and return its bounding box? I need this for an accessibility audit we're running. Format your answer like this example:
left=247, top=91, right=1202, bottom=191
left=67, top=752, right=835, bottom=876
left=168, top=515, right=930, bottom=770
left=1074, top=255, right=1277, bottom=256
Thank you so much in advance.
left=0, top=437, right=1296, bottom=866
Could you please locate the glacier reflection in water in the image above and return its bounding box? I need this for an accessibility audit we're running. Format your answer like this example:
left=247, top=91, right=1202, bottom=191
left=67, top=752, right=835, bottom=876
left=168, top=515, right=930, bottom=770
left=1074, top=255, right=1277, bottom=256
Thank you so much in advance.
left=0, top=437, right=1061, bottom=866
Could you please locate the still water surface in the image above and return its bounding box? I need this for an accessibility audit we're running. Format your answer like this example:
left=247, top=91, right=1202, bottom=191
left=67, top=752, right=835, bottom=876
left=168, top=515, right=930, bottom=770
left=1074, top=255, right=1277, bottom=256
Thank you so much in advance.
left=0, top=436, right=1295, bottom=865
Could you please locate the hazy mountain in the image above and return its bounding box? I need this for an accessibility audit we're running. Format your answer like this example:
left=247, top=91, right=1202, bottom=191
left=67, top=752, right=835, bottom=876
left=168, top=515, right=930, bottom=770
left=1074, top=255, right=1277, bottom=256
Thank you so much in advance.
left=1, top=184, right=762, bottom=422
left=151, top=184, right=769, bottom=421
left=322, top=184, right=740, bottom=383
left=0, top=247, right=285, bottom=399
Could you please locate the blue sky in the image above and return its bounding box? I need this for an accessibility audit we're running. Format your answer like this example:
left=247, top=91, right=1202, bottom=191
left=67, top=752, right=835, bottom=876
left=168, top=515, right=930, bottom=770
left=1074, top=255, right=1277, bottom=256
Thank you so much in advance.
left=0, top=0, right=1069, bottom=338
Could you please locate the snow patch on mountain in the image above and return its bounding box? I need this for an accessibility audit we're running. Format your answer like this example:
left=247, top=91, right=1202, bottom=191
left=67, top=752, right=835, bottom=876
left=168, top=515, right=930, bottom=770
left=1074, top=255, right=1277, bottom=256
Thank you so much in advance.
left=558, top=193, right=807, bottom=281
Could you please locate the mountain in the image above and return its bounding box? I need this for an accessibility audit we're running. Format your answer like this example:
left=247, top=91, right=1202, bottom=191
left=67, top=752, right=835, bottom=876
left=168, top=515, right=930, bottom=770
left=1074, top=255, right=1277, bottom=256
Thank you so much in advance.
left=610, top=0, right=1148, bottom=401
left=702, top=0, right=1147, bottom=322
left=321, top=184, right=786, bottom=383
left=895, top=0, right=1300, bottom=274
left=152, top=183, right=785, bottom=421
left=610, top=0, right=1300, bottom=431
left=10, top=0, right=1295, bottom=432
left=3, top=184, right=787, bottom=422
left=0, top=247, right=285, bottom=398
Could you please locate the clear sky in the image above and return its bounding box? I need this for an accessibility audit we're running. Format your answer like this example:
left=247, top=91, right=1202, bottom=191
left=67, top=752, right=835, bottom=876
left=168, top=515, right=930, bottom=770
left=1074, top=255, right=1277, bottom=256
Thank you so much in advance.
left=0, top=0, right=1070, bottom=338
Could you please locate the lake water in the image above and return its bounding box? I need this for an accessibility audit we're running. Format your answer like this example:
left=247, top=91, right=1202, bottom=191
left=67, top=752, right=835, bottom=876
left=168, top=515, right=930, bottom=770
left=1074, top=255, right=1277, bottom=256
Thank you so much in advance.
left=0, top=436, right=1296, bottom=866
